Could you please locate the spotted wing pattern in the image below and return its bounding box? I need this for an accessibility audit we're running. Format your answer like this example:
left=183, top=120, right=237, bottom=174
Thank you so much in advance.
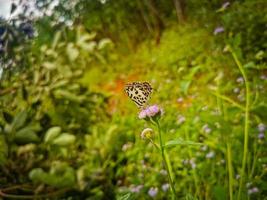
left=125, top=82, right=153, bottom=108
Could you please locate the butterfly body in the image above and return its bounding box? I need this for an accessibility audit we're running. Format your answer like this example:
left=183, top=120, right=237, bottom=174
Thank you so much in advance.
left=125, top=82, right=153, bottom=108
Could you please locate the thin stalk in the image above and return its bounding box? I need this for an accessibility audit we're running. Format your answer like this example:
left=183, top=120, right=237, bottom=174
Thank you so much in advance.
left=227, top=142, right=234, bottom=200
left=156, top=120, right=177, bottom=199
left=229, top=47, right=250, bottom=200
left=211, top=92, right=246, bottom=111
left=184, top=124, right=199, bottom=198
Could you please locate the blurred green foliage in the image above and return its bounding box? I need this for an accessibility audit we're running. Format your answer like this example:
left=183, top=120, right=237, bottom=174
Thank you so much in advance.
left=0, top=0, right=267, bottom=199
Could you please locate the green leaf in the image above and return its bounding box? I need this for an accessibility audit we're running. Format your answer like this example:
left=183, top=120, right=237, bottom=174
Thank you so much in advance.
left=164, top=138, right=202, bottom=149
left=14, top=127, right=39, bottom=144
left=53, top=89, right=85, bottom=103
left=66, top=43, right=79, bottom=61
left=98, top=38, right=113, bottom=50
left=180, top=80, right=191, bottom=95
left=29, top=163, right=76, bottom=188
left=243, top=61, right=256, bottom=69
left=42, top=62, right=56, bottom=70
left=44, top=126, right=61, bottom=143
left=11, top=110, right=28, bottom=130
left=117, top=193, right=132, bottom=200
left=52, top=133, right=76, bottom=146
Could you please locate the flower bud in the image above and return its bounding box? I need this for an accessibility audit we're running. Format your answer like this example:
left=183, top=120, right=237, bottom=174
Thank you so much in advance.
left=141, top=128, right=154, bottom=140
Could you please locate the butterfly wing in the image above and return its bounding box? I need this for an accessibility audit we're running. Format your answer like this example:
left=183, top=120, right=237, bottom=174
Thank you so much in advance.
left=125, top=82, right=153, bottom=108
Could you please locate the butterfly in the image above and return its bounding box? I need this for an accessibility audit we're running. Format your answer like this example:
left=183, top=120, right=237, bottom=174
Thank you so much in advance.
left=125, top=81, right=153, bottom=108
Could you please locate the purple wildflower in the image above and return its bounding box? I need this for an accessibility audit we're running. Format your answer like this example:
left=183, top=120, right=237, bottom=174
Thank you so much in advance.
left=248, top=187, right=259, bottom=195
left=258, top=133, right=265, bottom=140
left=130, top=185, right=143, bottom=193
left=138, top=110, right=147, bottom=119
left=138, top=105, right=163, bottom=120
left=213, top=27, right=224, bottom=35
left=148, top=187, right=158, bottom=198
left=162, top=183, right=170, bottom=192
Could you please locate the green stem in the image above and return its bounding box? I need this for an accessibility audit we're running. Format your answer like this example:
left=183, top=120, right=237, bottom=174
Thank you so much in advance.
left=229, top=47, right=250, bottom=200
left=156, top=120, right=177, bottom=199
left=184, top=124, right=199, bottom=198
left=227, top=142, right=233, bottom=200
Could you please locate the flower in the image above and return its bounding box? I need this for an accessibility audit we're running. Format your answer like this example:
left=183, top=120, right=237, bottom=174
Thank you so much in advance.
left=200, top=145, right=208, bottom=151
left=222, top=2, right=230, bottom=9
left=160, top=169, right=167, bottom=176
left=138, top=105, right=163, bottom=120
left=189, top=158, right=197, bottom=169
left=177, top=115, right=186, bottom=124
left=177, top=97, right=183, bottom=103
left=162, top=183, right=170, bottom=192
left=148, top=187, right=158, bottom=198
left=202, top=124, right=212, bottom=134
left=122, top=142, right=133, bottom=151
left=138, top=110, right=147, bottom=119
left=258, top=123, right=266, bottom=132
left=258, top=133, right=265, bottom=140
left=236, top=77, right=244, bottom=84
left=248, top=187, right=259, bottom=195
left=206, top=151, right=215, bottom=159
left=130, top=185, right=143, bottom=193
left=213, top=27, right=224, bottom=35
left=233, top=88, right=240, bottom=94
left=141, top=128, right=154, bottom=140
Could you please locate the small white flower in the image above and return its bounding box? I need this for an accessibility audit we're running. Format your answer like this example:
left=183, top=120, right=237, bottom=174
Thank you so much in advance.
left=236, top=77, right=244, bottom=84
left=177, top=115, right=186, bottom=124
left=206, top=151, right=215, bottom=159
left=202, top=124, right=212, bottom=134
left=162, top=183, right=170, bottom=192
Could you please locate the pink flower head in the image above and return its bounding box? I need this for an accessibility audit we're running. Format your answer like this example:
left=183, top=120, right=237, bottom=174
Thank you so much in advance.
left=138, top=105, right=163, bottom=120
left=138, top=110, right=147, bottom=119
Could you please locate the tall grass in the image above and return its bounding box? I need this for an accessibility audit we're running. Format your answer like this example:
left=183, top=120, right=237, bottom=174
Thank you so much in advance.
left=229, top=46, right=251, bottom=200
